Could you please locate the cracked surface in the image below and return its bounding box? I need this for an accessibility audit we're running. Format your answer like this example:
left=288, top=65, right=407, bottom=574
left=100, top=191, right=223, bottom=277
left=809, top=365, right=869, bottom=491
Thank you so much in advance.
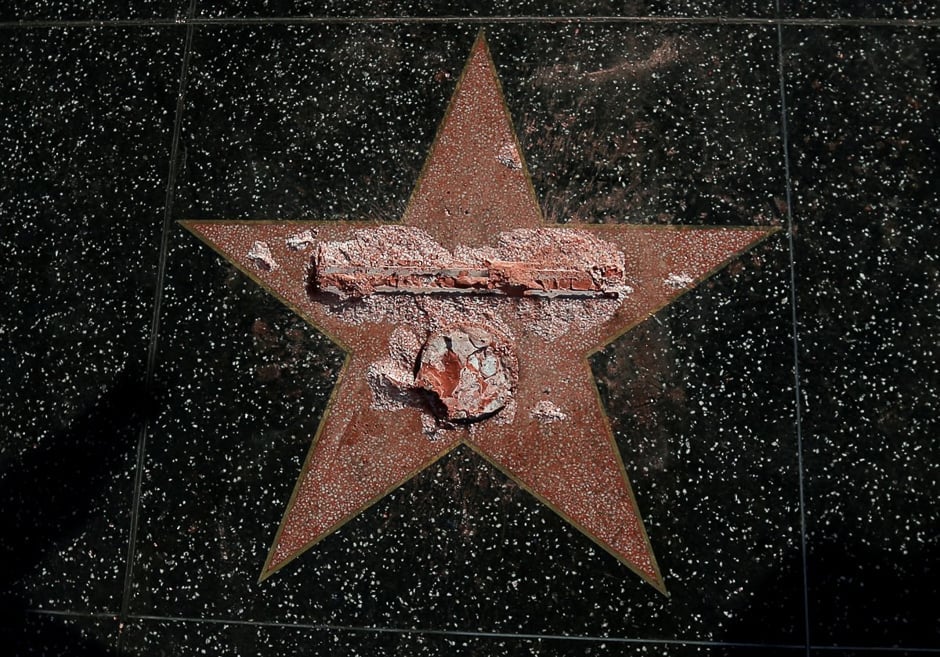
left=312, top=225, right=627, bottom=300
left=415, top=325, right=515, bottom=423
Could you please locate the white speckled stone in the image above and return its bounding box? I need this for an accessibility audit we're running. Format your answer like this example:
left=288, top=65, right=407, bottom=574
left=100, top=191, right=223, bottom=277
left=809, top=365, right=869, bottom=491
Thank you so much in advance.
left=786, top=25, right=939, bottom=647
left=0, top=26, right=182, bottom=619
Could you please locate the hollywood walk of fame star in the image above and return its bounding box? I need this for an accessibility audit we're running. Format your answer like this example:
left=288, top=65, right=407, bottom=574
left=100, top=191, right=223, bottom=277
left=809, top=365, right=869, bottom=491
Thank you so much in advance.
left=182, top=32, right=778, bottom=594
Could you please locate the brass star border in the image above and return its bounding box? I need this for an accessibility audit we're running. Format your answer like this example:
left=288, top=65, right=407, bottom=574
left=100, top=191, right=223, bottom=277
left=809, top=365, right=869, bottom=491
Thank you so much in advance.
left=182, top=32, right=778, bottom=595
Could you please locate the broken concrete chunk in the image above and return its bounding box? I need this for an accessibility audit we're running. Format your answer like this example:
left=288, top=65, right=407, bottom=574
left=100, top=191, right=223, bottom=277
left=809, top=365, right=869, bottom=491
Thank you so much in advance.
left=285, top=229, right=318, bottom=251
left=415, top=325, right=516, bottom=423
left=530, top=400, right=569, bottom=423
left=247, top=241, right=278, bottom=271
left=311, top=227, right=626, bottom=300
left=480, top=353, right=499, bottom=377
left=449, top=332, right=476, bottom=358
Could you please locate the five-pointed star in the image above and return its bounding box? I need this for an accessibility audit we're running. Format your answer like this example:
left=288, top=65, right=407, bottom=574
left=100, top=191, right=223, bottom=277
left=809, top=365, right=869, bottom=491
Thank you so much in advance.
left=183, top=33, right=777, bottom=594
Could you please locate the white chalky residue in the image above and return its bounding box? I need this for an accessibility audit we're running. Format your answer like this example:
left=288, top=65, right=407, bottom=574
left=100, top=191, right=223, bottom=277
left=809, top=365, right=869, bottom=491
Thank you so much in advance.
left=285, top=228, right=318, bottom=250
left=320, top=226, right=631, bottom=340
left=664, top=272, right=694, bottom=289
left=366, top=359, right=416, bottom=411
left=367, top=324, right=519, bottom=432
left=366, top=326, right=422, bottom=412
left=317, top=225, right=452, bottom=270
left=137, top=25, right=940, bottom=627
left=247, top=240, right=277, bottom=271
left=496, top=141, right=522, bottom=170
left=530, top=400, right=569, bottom=423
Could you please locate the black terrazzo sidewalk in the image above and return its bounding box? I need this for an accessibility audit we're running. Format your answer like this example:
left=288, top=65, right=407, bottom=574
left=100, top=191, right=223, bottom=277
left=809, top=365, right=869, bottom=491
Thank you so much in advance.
left=1, top=2, right=936, bottom=656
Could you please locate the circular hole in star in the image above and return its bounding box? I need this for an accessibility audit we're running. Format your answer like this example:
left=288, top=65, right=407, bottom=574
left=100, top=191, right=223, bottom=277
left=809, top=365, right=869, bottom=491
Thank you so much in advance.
left=415, top=324, right=517, bottom=425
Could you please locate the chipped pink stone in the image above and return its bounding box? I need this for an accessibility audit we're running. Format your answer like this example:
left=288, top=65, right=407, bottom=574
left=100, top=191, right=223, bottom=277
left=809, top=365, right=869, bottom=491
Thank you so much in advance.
left=415, top=325, right=516, bottom=423
left=247, top=240, right=277, bottom=271
left=311, top=227, right=627, bottom=300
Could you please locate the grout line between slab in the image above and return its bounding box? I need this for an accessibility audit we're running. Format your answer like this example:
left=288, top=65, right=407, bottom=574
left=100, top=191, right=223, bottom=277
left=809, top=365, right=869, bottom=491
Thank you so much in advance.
left=126, top=613, right=807, bottom=650
left=24, top=608, right=940, bottom=653
left=25, top=608, right=120, bottom=620
left=811, top=647, right=940, bottom=654
left=0, top=16, right=939, bottom=29
left=774, top=10, right=811, bottom=657
left=116, top=0, right=197, bottom=647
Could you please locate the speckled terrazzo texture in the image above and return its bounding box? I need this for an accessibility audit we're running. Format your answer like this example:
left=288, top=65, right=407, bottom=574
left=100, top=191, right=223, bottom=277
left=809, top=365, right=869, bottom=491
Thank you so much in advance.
left=0, top=24, right=181, bottom=626
left=783, top=1, right=938, bottom=19
left=784, top=26, right=939, bottom=648
left=197, top=1, right=775, bottom=19
left=0, top=3, right=936, bottom=657
left=0, top=0, right=189, bottom=21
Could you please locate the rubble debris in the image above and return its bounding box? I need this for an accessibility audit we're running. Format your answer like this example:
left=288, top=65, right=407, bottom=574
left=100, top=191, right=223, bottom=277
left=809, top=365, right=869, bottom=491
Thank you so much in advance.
left=530, top=400, right=569, bottom=423
left=664, top=272, right=694, bottom=289
left=415, top=325, right=516, bottom=423
left=496, top=141, right=522, bottom=170
left=312, top=226, right=626, bottom=300
left=247, top=241, right=278, bottom=271
left=286, top=229, right=318, bottom=251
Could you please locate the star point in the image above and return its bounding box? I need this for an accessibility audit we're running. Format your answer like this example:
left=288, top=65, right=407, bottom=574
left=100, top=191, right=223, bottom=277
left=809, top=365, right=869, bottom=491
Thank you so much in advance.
left=183, top=33, right=778, bottom=595
left=401, top=30, right=543, bottom=247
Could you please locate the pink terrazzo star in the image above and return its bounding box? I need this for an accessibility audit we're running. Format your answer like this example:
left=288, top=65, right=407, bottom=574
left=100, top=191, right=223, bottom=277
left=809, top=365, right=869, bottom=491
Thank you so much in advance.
left=183, top=32, right=777, bottom=594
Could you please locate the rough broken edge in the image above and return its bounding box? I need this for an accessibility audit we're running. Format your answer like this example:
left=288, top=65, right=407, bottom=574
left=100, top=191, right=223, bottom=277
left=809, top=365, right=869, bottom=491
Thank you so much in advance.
left=253, top=30, right=542, bottom=585
left=180, top=219, right=778, bottom=594
left=249, top=30, right=668, bottom=590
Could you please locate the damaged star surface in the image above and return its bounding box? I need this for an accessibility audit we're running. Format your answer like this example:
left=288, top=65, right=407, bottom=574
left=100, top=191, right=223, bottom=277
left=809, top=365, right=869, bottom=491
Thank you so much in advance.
left=183, top=33, right=778, bottom=595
